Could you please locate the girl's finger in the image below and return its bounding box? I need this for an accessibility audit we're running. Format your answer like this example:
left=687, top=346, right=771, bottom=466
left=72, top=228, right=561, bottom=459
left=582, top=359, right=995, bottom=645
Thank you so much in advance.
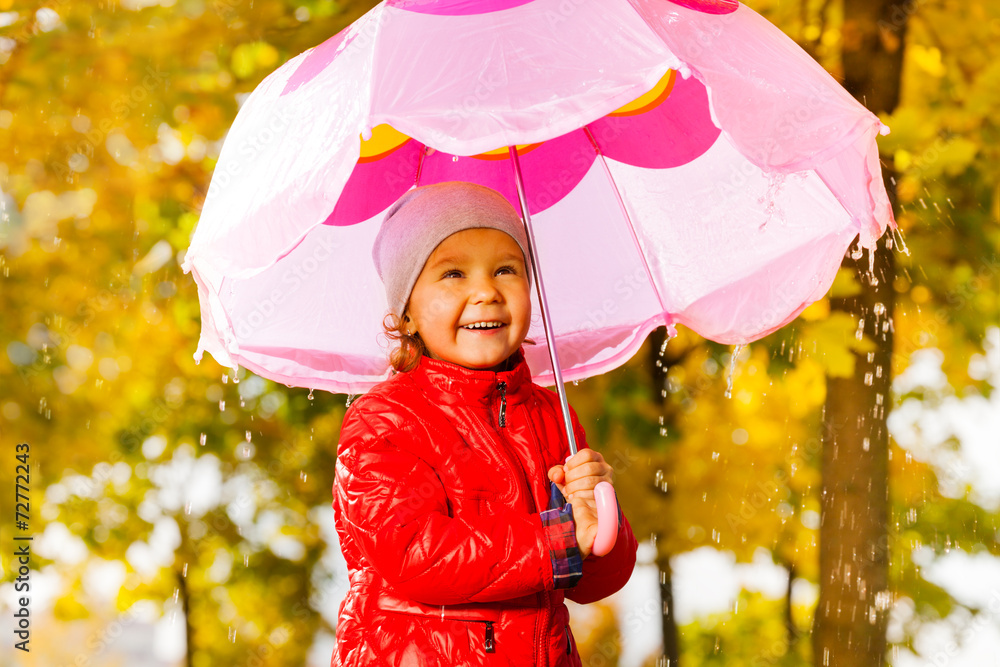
left=563, top=462, right=613, bottom=484
left=566, top=449, right=605, bottom=468
left=547, top=465, right=566, bottom=485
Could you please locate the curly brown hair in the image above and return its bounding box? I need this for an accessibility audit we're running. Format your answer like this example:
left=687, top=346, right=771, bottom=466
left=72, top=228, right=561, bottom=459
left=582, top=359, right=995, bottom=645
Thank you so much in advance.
left=381, top=310, right=425, bottom=374
left=381, top=307, right=537, bottom=374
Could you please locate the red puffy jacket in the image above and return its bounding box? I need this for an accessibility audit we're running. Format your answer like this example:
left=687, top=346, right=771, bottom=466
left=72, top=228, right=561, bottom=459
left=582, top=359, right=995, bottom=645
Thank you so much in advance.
left=331, top=346, right=638, bottom=666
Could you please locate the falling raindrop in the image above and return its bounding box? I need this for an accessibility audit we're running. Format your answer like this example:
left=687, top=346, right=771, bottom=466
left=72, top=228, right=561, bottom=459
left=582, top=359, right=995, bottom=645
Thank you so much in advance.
left=184, top=501, right=192, bottom=515
left=173, top=587, right=179, bottom=603
left=229, top=626, right=237, bottom=642
left=300, top=471, right=308, bottom=482
left=892, top=227, right=911, bottom=256
left=856, top=318, right=865, bottom=340
left=232, top=373, right=239, bottom=384
left=851, top=246, right=863, bottom=261
left=219, top=400, right=226, bottom=411
left=222, top=373, right=228, bottom=384
left=724, top=344, right=744, bottom=399
left=244, top=554, right=249, bottom=567
left=183, top=562, right=188, bottom=577
left=199, top=433, right=207, bottom=446
left=452, top=155, right=459, bottom=162
left=862, top=437, right=870, bottom=452
left=655, top=469, right=663, bottom=486
left=864, top=372, right=874, bottom=386
left=873, top=302, right=886, bottom=317
left=572, top=380, right=579, bottom=386
left=245, top=430, right=252, bottom=443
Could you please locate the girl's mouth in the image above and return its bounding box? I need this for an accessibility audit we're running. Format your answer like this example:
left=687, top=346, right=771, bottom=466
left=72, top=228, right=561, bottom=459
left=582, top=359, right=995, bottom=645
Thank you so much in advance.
left=460, top=321, right=507, bottom=332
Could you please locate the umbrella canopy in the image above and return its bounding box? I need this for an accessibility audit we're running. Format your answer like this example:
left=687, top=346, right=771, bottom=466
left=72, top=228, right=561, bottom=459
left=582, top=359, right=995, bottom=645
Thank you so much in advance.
left=181, top=0, right=894, bottom=394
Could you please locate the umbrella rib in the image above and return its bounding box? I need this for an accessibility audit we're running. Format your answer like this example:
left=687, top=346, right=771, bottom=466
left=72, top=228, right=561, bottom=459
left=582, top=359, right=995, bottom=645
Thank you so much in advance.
left=582, top=125, right=675, bottom=334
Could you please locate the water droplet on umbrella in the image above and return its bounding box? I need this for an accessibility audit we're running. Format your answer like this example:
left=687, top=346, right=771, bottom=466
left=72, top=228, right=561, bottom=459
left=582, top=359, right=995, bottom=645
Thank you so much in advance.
left=452, top=156, right=459, bottom=162
left=308, top=389, right=314, bottom=400
left=346, top=394, right=356, bottom=407
left=851, top=246, right=863, bottom=261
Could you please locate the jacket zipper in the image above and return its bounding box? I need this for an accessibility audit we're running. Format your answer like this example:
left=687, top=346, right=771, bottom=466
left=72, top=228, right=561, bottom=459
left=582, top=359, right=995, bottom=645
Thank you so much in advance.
left=497, top=380, right=507, bottom=428
left=484, top=620, right=495, bottom=653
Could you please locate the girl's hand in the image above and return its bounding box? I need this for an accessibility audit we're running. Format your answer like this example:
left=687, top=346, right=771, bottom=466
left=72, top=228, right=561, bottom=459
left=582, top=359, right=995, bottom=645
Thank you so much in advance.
left=546, top=449, right=614, bottom=559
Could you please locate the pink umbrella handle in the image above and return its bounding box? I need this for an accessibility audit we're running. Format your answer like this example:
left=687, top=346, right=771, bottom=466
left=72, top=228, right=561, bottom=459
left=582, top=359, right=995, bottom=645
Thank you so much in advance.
left=592, top=481, right=619, bottom=557
left=563, top=455, right=619, bottom=557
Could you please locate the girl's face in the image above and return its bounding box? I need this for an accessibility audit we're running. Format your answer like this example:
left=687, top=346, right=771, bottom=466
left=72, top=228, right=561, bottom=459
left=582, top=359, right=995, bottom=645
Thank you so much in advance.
left=404, top=228, right=531, bottom=372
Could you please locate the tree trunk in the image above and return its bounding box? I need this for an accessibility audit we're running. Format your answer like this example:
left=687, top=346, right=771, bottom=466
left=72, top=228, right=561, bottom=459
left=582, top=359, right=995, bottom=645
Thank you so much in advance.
left=656, top=545, right=681, bottom=667
left=649, top=326, right=681, bottom=667
left=177, top=565, right=195, bottom=667
left=813, top=2, right=905, bottom=665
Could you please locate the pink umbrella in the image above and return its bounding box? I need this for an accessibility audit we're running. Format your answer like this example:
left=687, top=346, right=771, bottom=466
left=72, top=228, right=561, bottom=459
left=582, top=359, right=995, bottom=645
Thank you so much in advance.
left=181, top=0, right=895, bottom=552
left=182, top=0, right=892, bottom=396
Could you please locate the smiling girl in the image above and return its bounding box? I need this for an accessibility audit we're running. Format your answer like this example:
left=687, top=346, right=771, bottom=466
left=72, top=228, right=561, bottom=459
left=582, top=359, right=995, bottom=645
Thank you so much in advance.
left=331, top=181, right=637, bottom=667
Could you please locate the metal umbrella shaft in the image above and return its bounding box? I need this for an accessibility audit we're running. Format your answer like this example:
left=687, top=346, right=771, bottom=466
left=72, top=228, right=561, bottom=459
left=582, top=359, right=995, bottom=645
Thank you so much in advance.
left=507, top=146, right=579, bottom=457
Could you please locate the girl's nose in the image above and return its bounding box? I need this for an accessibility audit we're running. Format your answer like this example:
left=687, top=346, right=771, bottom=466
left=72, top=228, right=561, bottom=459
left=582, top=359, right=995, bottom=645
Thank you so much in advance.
left=469, top=275, right=502, bottom=303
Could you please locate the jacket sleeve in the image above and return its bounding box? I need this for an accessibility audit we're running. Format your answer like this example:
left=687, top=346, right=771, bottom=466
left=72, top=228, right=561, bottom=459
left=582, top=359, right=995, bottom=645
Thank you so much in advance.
left=563, top=404, right=639, bottom=605
left=334, top=397, right=574, bottom=606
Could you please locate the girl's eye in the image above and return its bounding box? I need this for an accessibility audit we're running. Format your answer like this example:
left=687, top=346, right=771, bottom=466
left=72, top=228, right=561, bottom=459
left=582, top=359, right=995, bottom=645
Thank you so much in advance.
left=442, top=270, right=462, bottom=279
left=496, top=265, right=517, bottom=275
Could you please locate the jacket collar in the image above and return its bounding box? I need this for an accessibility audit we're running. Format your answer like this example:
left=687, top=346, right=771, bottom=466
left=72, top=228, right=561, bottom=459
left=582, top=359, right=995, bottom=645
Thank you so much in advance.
left=406, top=346, right=533, bottom=407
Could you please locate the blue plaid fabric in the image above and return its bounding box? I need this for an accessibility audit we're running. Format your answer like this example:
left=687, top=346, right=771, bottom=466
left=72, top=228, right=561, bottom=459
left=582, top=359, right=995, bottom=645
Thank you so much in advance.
left=540, top=481, right=583, bottom=588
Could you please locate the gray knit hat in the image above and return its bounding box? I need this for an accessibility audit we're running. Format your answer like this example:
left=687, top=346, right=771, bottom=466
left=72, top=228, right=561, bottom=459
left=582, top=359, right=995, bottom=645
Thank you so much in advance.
left=372, top=181, right=533, bottom=321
